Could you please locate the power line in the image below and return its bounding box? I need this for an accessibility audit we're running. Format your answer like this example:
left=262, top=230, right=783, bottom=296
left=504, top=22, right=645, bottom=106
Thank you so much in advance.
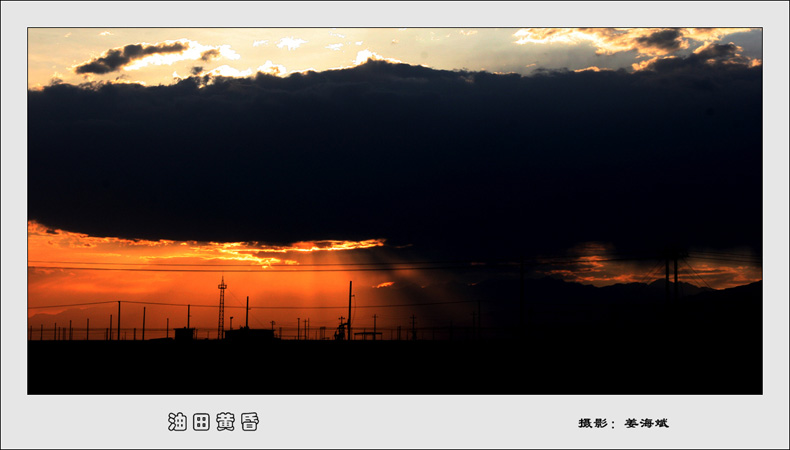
left=686, top=255, right=761, bottom=264
left=676, top=266, right=700, bottom=289
left=27, top=257, right=655, bottom=273
left=27, top=300, right=116, bottom=309
left=636, top=259, right=664, bottom=286
left=28, top=299, right=476, bottom=311
left=27, top=259, right=515, bottom=267
left=29, top=251, right=760, bottom=270
left=682, top=259, right=715, bottom=290
left=26, top=265, right=513, bottom=273
left=687, top=251, right=760, bottom=260
left=27, top=254, right=645, bottom=267
left=690, top=250, right=762, bottom=258
left=226, top=288, right=268, bottom=329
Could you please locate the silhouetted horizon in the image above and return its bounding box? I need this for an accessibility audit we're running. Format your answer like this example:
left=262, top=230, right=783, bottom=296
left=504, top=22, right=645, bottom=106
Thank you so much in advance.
left=28, top=278, right=762, bottom=395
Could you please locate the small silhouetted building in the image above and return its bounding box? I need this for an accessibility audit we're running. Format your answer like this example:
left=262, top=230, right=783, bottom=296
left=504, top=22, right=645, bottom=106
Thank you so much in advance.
left=175, top=327, right=195, bottom=341
left=353, top=331, right=383, bottom=341
left=224, top=327, right=274, bottom=342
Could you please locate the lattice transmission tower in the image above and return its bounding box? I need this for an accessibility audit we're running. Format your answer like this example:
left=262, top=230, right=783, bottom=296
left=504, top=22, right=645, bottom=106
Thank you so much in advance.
left=218, top=276, right=227, bottom=340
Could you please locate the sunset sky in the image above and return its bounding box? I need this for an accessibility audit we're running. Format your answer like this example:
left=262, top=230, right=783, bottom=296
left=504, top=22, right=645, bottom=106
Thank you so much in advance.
left=27, top=219, right=762, bottom=338
left=27, top=27, right=762, bottom=89
left=24, top=26, right=764, bottom=337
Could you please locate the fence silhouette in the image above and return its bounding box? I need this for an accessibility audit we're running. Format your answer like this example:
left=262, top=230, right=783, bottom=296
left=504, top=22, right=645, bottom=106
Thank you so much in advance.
left=28, top=325, right=518, bottom=341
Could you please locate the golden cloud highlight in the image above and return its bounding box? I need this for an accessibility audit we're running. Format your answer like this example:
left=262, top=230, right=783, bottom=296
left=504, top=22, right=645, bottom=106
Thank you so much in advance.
left=573, top=66, right=612, bottom=73
left=28, top=221, right=386, bottom=269
left=353, top=50, right=403, bottom=66
left=514, top=28, right=753, bottom=58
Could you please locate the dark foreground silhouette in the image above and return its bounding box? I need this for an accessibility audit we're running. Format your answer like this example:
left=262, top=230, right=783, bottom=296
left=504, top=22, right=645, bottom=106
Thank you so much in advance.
left=28, top=281, right=761, bottom=395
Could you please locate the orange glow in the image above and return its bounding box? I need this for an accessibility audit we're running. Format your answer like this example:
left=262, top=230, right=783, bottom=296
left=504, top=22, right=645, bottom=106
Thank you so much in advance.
left=29, top=221, right=384, bottom=267
left=573, top=66, right=611, bottom=73
left=27, top=223, right=761, bottom=340
left=27, top=221, right=411, bottom=338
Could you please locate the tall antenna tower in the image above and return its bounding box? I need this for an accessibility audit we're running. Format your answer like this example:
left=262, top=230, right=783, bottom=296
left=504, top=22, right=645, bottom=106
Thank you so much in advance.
left=218, top=276, right=227, bottom=340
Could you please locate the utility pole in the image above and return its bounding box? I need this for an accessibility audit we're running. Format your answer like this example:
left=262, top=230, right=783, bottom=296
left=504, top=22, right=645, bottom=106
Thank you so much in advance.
left=142, top=307, right=146, bottom=341
left=109, top=316, right=112, bottom=341
left=410, top=315, right=417, bottom=341
left=297, top=318, right=300, bottom=341
left=69, top=320, right=72, bottom=341
left=86, top=318, right=90, bottom=340
left=117, top=301, right=121, bottom=341
left=245, top=296, right=250, bottom=329
left=348, top=281, right=353, bottom=341
left=477, top=297, right=482, bottom=340
left=218, top=276, right=227, bottom=340
left=674, top=256, right=679, bottom=303
left=520, top=254, right=525, bottom=333
left=666, top=256, right=671, bottom=303
left=187, top=304, right=191, bottom=329
left=54, top=323, right=57, bottom=341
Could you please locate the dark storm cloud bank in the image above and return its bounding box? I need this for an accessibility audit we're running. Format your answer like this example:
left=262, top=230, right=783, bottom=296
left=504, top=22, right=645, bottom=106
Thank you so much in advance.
left=28, top=58, right=762, bottom=260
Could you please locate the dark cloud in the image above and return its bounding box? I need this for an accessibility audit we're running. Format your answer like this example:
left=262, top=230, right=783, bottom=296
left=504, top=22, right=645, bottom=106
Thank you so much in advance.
left=199, top=48, right=221, bottom=61
left=29, top=57, right=762, bottom=261
left=190, top=66, right=203, bottom=76
left=635, top=28, right=683, bottom=52
left=695, top=42, right=744, bottom=59
left=638, top=42, right=756, bottom=73
left=74, top=42, right=189, bottom=75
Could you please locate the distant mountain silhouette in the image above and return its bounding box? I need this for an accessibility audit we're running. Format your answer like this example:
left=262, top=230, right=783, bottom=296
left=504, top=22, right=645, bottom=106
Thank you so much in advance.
left=352, top=276, right=760, bottom=331
left=647, top=278, right=715, bottom=296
